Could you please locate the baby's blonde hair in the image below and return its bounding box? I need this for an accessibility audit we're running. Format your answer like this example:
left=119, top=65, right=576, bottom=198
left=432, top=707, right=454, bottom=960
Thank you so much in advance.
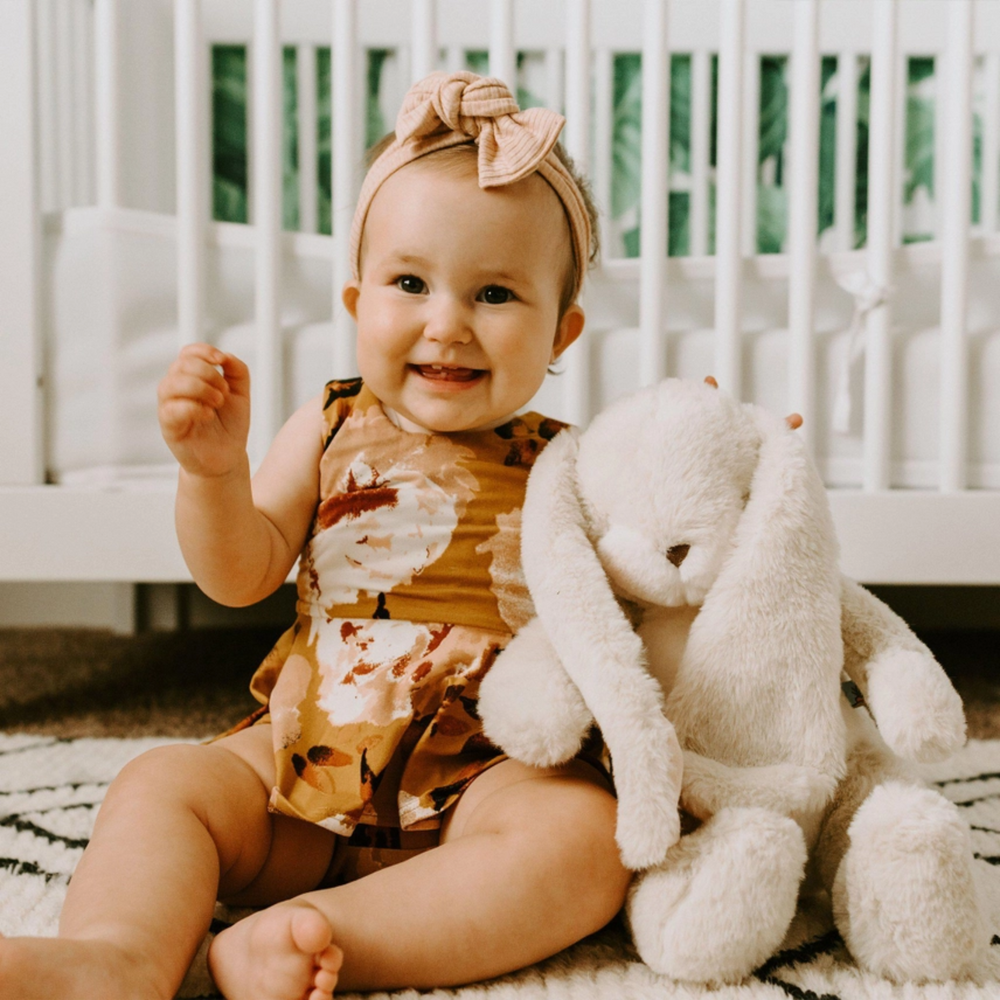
left=362, top=133, right=600, bottom=319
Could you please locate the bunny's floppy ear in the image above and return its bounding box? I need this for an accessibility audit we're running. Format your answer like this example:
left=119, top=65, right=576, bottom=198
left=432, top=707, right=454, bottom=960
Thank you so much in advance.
left=669, top=408, right=847, bottom=777
left=522, top=429, right=684, bottom=869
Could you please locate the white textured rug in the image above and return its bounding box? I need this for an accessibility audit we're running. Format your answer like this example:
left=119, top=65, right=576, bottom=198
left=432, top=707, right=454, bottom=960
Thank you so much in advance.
left=2, top=733, right=1000, bottom=1000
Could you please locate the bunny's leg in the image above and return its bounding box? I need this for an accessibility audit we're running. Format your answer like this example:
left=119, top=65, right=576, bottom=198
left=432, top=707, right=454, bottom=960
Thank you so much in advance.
left=626, top=806, right=806, bottom=984
left=814, top=733, right=989, bottom=981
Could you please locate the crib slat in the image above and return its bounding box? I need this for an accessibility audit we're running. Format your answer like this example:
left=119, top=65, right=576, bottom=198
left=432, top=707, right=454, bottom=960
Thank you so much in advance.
left=562, top=0, right=591, bottom=426
left=36, top=1, right=57, bottom=212
left=252, top=0, right=283, bottom=454
left=934, top=43, right=948, bottom=245
left=834, top=49, right=858, bottom=252
left=689, top=47, right=711, bottom=258
left=863, top=0, right=898, bottom=492
left=741, top=46, right=760, bottom=258
left=939, top=0, right=974, bottom=493
left=489, top=0, right=515, bottom=90
left=786, top=0, right=820, bottom=449
left=892, top=48, right=906, bottom=250
left=297, top=44, right=318, bottom=234
left=546, top=46, right=564, bottom=116
left=55, top=0, right=75, bottom=208
left=715, top=0, right=745, bottom=397
left=983, top=52, right=1000, bottom=234
left=446, top=45, right=464, bottom=75
left=70, top=0, right=92, bottom=205
left=175, top=0, right=205, bottom=348
left=332, top=0, right=360, bottom=378
left=593, top=47, right=613, bottom=222
left=411, top=0, right=437, bottom=83
left=82, top=0, right=98, bottom=206
left=0, top=0, right=43, bottom=484
left=564, top=0, right=590, bottom=174
left=638, top=0, right=670, bottom=385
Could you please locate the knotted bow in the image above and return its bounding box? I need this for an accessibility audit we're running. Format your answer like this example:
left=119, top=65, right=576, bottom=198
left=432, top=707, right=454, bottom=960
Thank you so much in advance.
left=394, top=71, right=566, bottom=187
left=348, top=71, right=593, bottom=298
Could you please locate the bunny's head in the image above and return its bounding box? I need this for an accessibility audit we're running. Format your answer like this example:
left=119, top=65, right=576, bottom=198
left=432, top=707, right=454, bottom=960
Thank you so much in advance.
left=573, top=379, right=762, bottom=609
left=521, top=378, right=841, bottom=695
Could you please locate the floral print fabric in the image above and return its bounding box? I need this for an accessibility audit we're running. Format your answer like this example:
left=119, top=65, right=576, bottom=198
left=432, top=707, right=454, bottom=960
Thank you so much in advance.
left=245, top=379, right=567, bottom=835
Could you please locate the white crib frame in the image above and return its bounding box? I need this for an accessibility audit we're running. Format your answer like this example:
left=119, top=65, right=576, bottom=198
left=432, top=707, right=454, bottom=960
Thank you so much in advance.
left=1, top=0, right=999, bottom=588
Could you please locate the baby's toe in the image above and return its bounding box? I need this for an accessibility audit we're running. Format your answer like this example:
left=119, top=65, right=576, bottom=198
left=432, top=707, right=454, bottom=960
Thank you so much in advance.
left=313, top=966, right=339, bottom=993
left=289, top=906, right=334, bottom=957
left=316, top=945, right=343, bottom=972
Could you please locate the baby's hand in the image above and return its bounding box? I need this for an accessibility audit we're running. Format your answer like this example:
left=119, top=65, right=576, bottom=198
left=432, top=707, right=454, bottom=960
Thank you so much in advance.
left=157, top=344, right=251, bottom=478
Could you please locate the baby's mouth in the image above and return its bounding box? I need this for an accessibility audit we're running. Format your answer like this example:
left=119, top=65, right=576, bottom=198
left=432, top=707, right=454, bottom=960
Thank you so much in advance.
left=412, top=364, right=485, bottom=383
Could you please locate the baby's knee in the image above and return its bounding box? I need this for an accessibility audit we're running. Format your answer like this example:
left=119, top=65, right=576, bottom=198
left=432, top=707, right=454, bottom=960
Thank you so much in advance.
left=102, top=742, right=258, bottom=817
left=535, top=779, right=632, bottom=921
left=107, top=743, right=204, bottom=793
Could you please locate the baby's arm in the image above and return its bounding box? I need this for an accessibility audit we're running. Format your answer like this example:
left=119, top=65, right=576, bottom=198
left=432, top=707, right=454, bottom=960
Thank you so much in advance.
left=158, top=343, right=324, bottom=606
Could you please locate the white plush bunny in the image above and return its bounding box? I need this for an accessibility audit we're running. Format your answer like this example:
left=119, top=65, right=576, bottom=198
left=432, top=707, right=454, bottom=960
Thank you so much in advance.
left=478, top=378, right=986, bottom=984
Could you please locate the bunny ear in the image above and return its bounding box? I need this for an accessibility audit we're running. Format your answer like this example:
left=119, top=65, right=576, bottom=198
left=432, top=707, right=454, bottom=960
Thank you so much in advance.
left=520, top=429, right=648, bottom=708
left=675, top=409, right=847, bottom=772
left=522, top=429, right=684, bottom=868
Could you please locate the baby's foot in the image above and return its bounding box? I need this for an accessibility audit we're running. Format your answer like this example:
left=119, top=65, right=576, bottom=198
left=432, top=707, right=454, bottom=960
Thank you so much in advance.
left=208, top=902, right=343, bottom=1000
left=0, top=933, right=165, bottom=1000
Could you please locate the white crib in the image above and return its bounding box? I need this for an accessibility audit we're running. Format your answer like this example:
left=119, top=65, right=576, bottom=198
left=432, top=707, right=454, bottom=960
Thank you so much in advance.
left=1, top=0, right=999, bottom=594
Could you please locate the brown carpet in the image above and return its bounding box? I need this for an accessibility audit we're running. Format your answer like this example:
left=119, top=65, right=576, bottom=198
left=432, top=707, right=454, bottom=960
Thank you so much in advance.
left=0, top=627, right=278, bottom=738
left=0, top=626, right=997, bottom=740
left=922, top=630, right=1000, bottom=739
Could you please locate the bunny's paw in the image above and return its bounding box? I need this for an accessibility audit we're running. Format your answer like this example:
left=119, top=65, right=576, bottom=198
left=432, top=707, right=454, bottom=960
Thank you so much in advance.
left=866, top=650, right=966, bottom=763
left=478, top=620, right=594, bottom=767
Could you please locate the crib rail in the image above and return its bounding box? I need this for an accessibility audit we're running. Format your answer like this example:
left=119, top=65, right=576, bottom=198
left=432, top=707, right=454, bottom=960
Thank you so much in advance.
left=3, top=482, right=1000, bottom=585
left=2, top=0, right=1000, bottom=586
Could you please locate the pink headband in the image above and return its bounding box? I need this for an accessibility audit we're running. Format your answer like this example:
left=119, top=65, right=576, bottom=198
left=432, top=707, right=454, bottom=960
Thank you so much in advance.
left=348, top=71, right=593, bottom=300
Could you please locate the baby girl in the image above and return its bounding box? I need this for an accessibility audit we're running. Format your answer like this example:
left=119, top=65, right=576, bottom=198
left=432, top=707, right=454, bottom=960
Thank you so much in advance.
left=0, top=72, right=630, bottom=1000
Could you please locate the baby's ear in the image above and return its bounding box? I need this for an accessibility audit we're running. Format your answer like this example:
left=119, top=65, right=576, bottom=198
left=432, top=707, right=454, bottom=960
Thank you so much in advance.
left=341, top=280, right=361, bottom=319
left=552, top=304, right=585, bottom=362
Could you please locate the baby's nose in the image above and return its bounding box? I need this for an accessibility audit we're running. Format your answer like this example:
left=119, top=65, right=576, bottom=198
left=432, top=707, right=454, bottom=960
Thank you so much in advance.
left=423, top=297, right=473, bottom=344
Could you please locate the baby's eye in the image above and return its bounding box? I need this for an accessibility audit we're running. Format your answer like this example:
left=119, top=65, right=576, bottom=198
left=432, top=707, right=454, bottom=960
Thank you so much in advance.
left=396, top=275, right=426, bottom=295
left=478, top=285, right=515, bottom=305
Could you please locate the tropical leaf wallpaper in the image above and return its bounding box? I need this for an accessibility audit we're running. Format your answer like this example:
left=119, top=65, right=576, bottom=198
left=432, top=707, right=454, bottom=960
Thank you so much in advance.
left=210, top=45, right=989, bottom=256
left=211, top=45, right=248, bottom=225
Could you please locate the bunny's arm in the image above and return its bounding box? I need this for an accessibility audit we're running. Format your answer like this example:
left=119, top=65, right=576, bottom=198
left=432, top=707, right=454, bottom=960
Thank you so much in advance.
left=840, top=576, right=966, bottom=762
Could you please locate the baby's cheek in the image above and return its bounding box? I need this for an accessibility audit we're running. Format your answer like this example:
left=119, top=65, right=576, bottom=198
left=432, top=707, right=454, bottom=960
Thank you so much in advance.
left=354, top=332, right=388, bottom=382
left=507, top=346, right=553, bottom=393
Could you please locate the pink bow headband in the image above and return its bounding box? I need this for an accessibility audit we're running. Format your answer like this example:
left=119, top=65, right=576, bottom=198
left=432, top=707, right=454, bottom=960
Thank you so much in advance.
left=348, top=71, right=593, bottom=301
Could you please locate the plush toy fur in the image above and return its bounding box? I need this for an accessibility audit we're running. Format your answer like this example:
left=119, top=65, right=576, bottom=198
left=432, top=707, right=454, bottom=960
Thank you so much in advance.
left=478, top=378, right=987, bottom=984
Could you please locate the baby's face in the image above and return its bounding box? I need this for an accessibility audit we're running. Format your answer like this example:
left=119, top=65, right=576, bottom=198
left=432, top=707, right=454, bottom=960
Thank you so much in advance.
left=343, top=157, right=584, bottom=433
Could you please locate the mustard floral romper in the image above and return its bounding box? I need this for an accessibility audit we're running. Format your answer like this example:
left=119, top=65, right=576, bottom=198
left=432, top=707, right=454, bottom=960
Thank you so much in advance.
left=225, top=379, right=568, bottom=876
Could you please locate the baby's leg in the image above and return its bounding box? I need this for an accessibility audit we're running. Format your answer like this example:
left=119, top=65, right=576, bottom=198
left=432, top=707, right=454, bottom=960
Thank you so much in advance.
left=0, top=724, right=339, bottom=1000
left=209, top=757, right=631, bottom=993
